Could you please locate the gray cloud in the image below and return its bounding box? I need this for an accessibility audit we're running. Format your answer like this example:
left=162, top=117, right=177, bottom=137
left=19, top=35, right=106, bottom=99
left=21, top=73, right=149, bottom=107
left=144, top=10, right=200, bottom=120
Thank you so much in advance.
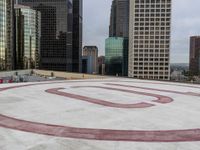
left=83, top=0, right=112, bottom=56
left=171, top=0, right=200, bottom=63
left=83, top=0, right=200, bottom=63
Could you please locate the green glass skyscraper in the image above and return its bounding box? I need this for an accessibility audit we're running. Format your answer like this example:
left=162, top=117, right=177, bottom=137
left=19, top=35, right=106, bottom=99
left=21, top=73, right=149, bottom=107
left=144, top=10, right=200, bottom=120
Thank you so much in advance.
left=106, top=0, right=129, bottom=76
left=105, top=37, right=128, bottom=76
left=0, top=0, right=15, bottom=71
left=15, top=5, right=41, bottom=69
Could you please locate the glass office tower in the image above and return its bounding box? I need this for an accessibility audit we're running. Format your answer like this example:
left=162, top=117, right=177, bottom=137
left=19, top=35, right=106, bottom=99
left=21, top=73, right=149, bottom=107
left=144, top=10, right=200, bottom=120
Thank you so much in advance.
left=15, top=5, right=41, bottom=69
left=107, top=0, right=129, bottom=76
left=105, top=37, right=128, bottom=76
left=72, top=0, right=83, bottom=72
left=17, top=0, right=82, bottom=72
left=109, top=0, right=129, bottom=38
left=0, top=0, right=14, bottom=71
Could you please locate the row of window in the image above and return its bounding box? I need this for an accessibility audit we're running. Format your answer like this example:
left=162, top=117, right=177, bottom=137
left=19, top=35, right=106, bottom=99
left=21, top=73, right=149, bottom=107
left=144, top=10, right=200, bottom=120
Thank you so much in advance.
left=132, top=48, right=169, bottom=51
left=135, top=4, right=171, bottom=8
left=135, top=22, right=170, bottom=26
left=135, top=9, right=170, bottom=13
left=135, top=13, right=170, bottom=17
left=133, top=67, right=169, bottom=70
left=132, top=62, right=169, bottom=65
left=132, top=71, right=169, bottom=75
left=132, top=75, right=169, bottom=80
left=135, top=18, right=170, bottom=21
left=132, top=52, right=169, bottom=54
left=134, top=35, right=170, bottom=38
left=135, top=0, right=171, bottom=3
left=134, top=39, right=170, bottom=42
left=134, top=27, right=170, bottom=30
left=133, top=54, right=169, bottom=57
left=134, top=44, right=170, bottom=48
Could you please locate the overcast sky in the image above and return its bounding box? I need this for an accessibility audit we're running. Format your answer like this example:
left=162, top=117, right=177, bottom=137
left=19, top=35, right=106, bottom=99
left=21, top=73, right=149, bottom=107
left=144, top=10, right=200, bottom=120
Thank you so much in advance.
left=83, top=0, right=200, bottom=63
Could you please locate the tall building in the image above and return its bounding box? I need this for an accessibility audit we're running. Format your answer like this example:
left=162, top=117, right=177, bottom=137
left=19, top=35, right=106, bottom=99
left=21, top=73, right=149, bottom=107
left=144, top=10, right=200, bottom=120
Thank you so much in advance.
left=15, top=5, right=41, bottom=69
left=189, top=36, right=200, bottom=75
left=82, top=46, right=98, bottom=74
left=109, top=0, right=129, bottom=37
left=129, top=0, right=171, bottom=80
left=106, top=0, right=129, bottom=76
left=0, top=0, right=15, bottom=71
left=17, top=0, right=82, bottom=72
left=72, top=0, right=83, bottom=72
left=105, top=37, right=128, bottom=76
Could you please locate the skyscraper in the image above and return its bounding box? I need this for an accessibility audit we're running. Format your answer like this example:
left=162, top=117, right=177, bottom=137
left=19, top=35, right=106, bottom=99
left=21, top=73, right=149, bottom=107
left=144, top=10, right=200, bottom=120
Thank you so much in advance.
left=106, top=0, right=129, bottom=76
left=17, top=0, right=82, bottom=72
left=129, top=0, right=171, bottom=80
left=0, top=0, right=15, bottom=71
left=72, top=0, right=83, bottom=72
left=15, top=5, right=41, bottom=69
left=109, top=0, right=129, bottom=38
left=189, top=36, right=200, bottom=75
left=105, top=37, right=128, bottom=76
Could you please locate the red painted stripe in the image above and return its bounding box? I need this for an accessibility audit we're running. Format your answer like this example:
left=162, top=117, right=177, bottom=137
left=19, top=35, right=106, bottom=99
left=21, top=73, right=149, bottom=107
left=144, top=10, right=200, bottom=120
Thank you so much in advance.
left=1, top=114, right=200, bottom=142
left=46, top=88, right=154, bottom=109
left=106, top=83, right=200, bottom=97
left=122, top=80, right=200, bottom=89
left=72, top=86, right=173, bottom=104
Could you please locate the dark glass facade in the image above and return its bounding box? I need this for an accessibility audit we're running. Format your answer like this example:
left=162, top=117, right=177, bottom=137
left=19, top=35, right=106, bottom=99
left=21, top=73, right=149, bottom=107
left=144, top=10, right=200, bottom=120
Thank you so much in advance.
left=105, top=37, right=128, bottom=76
left=189, top=36, right=200, bottom=75
left=109, top=0, right=129, bottom=38
left=107, top=0, right=129, bottom=76
left=0, top=0, right=15, bottom=71
left=17, top=0, right=82, bottom=72
left=15, top=5, right=41, bottom=69
left=72, top=0, right=82, bottom=72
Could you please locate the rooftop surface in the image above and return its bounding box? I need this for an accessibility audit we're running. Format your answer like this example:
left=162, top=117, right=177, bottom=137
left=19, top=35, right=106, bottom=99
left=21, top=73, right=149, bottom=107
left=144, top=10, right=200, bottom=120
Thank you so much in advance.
left=0, top=78, right=200, bottom=150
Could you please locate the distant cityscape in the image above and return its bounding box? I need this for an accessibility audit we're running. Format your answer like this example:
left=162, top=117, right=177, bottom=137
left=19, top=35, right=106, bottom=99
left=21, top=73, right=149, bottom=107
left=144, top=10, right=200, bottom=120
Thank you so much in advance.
left=0, top=0, right=200, bottom=83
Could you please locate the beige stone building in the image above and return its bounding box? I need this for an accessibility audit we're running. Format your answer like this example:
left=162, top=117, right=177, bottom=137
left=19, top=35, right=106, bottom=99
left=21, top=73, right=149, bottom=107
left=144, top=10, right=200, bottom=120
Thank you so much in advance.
left=129, top=0, right=172, bottom=80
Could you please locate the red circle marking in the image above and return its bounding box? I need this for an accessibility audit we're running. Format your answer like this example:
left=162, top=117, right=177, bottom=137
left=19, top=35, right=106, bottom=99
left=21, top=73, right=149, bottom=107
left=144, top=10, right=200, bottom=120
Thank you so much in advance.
left=71, top=86, right=173, bottom=104
left=46, top=88, right=156, bottom=109
left=106, top=83, right=200, bottom=97
left=122, top=80, right=200, bottom=89
left=1, top=114, right=200, bottom=142
left=0, top=82, right=200, bottom=142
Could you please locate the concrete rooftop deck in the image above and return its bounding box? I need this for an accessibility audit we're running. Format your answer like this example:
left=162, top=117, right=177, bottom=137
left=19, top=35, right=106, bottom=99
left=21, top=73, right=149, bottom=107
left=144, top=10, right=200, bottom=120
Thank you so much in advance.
left=0, top=78, right=200, bottom=150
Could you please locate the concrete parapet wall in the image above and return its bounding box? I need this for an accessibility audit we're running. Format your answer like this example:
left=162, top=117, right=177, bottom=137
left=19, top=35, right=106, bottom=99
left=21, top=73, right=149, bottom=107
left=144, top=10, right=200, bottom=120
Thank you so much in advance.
left=33, top=70, right=106, bottom=80
left=0, top=70, right=32, bottom=78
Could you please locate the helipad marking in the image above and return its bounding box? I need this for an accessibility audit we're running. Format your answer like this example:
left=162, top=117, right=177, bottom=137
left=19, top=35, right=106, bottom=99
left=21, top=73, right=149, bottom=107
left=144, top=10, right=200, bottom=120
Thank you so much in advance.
left=106, top=83, right=200, bottom=97
left=72, top=86, right=173, bottom=104
left=0, top=81, right=200, bottom=142
left=1, top=114, right=200, bottom=142
left=122, top=80, right=200, bottom=89
left=46, top=88, right=154, bottom=109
